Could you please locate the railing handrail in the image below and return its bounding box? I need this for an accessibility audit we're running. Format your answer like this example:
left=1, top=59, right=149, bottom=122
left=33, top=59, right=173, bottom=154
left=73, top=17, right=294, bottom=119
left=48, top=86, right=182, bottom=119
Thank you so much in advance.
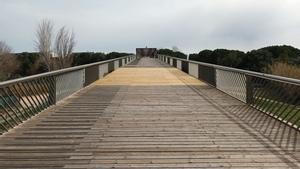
left=0, top=54, right=136, bottom=134
left=159, top=54, right=300, bottom=129
left=0, top=55, right=135, bottom=87
left=159, top=54, right=300, bottom=85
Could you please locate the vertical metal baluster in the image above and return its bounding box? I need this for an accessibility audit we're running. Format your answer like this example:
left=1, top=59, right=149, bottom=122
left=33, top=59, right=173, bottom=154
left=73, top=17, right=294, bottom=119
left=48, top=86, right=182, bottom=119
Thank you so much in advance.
left=246, top=75, right=254, bottom=104
left=16, top=83, right=38, bottom=115
left=0, top=116, right=9, bottom=132
left=41, top=77, right=53, bottom=105
left=2, top=88, right=27, bottom=121
left=241, top=77, right=266, bottom=119
left=249, top=79, right=282, bottom=124
left=49, top=76, right=57, bottom=105
left=293, top=112, right=300, bottom=128
left=258, top=83, right=294, bottom=129
left=0, top=89, right=22, bottom=124
left=279, top=101, right=299, bottom=126
left=240, top=74, right=247, bottom=102
left=27, top=80, right=45, bottom=111
left=0, top=90, right=19, bottom=125
left=0, top=106, right=14, bottom=129
left=260, top=82, right=287, bottom=115
left=20, top=82, right=41, bottom=113
left=12, top=84, right=34, bottom=117
left=6, top=86, right=30, bottom=119
left=251, top=77, right=268, bottom=106
left=242, top=77, right=269, bottom=121
left=29, top=80, right=47, bottom=110
left=32, top=78, right=47, bottom=107
left=285, top=106, right=300, bottom=126
left=264, top=87, right=296, bottom=133
left=56, top=75, right=62, bottom=101
left=7, top=85, right=30, bottom=117
left=268, top=84, right=296, bottom=119
left=33, top=78, right=49, bottom=108
left=275, top=85, right=299, bottom=121
left=252, top=79, right=273, bottom=110
left=48, top=76, right=56, bottom=105
left=40, top=76, right=52, bottom=104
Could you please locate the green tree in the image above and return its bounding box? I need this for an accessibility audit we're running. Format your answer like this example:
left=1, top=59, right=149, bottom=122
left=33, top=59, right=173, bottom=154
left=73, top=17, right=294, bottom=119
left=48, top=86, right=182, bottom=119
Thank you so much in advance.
left=242, top=50, right=273, bottom=72
left=158, top=49, right=187, bottom=59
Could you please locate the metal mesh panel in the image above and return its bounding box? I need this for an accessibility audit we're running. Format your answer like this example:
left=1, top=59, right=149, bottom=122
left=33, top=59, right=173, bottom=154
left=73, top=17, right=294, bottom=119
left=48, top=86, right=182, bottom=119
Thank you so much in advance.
left=56, top=69, right=85, bottom=102
left=188, top=63, right=198, bottom=78
left=99, top=63, right=108, bottom=78
left=114, top=60, right=119, bottom=70
left=177, top=60, right=182, bottom=69
left=216, top=69, right=247, bottom=102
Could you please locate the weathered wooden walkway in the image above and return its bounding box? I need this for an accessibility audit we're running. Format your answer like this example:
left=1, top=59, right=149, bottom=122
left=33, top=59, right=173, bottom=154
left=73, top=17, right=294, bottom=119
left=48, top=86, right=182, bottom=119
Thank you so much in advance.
left=0, top=58, right=299, bottom=168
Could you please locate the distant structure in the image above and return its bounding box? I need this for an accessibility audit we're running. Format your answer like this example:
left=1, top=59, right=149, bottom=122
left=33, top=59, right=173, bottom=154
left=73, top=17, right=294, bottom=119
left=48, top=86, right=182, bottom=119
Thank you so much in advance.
left=136, top=47, right=157, bottom=58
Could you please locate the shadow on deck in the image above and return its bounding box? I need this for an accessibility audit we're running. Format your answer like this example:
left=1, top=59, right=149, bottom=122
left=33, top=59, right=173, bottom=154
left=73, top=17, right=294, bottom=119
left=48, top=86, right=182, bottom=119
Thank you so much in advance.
left=0, top=58, right=299, bottom=168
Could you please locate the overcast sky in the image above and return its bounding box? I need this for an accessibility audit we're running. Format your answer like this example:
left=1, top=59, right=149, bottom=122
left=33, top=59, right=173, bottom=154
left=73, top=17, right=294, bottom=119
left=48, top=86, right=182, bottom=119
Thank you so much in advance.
left=1, top=0, right=300, bottom=54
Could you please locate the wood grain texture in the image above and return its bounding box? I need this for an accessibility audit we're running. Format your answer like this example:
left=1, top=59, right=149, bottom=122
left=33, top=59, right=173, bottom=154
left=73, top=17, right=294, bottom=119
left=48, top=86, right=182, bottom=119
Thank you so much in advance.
left=0, top=58, right=299, bottom=169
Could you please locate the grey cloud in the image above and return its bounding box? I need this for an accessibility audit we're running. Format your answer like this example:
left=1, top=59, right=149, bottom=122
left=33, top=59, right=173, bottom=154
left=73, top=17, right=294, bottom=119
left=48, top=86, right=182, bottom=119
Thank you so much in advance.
left=0, top=0, right=299, bottom=53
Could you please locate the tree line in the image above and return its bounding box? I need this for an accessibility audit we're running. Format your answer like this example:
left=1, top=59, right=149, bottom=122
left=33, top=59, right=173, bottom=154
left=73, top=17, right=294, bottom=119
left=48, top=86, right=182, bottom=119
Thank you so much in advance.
left=0, top=19, right=132, bottom=82
left=0, top=51, right=132, bottom=81
left=158, top=45, right=300, bottom=73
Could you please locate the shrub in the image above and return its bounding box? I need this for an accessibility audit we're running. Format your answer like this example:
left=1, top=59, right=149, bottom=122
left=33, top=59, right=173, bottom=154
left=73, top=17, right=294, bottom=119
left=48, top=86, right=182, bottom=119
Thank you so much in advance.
left=269, top=62, right=300, bottom=80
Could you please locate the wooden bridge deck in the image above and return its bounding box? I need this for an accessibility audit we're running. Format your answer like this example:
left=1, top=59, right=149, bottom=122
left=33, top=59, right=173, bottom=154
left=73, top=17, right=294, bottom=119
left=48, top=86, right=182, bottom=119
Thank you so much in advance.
left=0, top=58, right=299, bottom=168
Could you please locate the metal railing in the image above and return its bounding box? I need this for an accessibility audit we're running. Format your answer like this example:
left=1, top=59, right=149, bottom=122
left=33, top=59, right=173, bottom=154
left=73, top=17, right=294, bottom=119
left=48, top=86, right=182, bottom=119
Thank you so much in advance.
left=0, top=55, right=136, bottom=134
left=159, top=55, right=300, bottom=129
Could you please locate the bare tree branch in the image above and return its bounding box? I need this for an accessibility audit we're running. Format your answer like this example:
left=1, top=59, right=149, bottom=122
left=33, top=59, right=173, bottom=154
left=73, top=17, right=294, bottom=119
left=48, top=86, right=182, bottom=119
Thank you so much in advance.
left=54, top=26, right=75, bottom=69
left=0, top=41, right=19, bottom=81
left=35, top=19, right=54, bottom=71
left=0, top=41, right=12, bottom=54
left=35, top=19, right=76, bottom=70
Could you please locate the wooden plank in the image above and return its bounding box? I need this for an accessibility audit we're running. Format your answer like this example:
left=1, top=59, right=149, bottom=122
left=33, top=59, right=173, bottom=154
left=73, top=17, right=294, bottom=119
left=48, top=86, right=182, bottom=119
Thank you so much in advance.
left=0, top=57, right=299, bottom=168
